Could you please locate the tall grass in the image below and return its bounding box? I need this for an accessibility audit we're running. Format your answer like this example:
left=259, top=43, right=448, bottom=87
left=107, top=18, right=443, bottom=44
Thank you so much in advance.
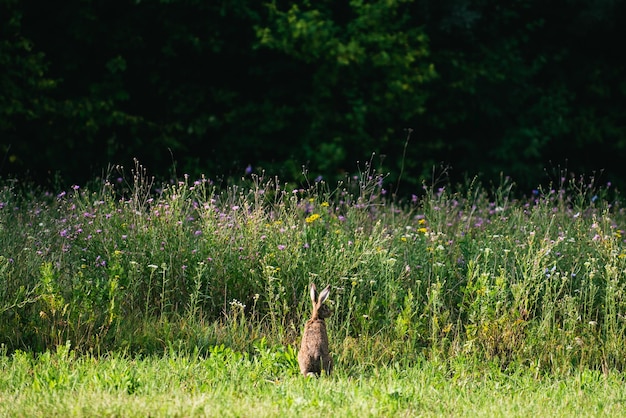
left=1, top=162, right=625, bottom=374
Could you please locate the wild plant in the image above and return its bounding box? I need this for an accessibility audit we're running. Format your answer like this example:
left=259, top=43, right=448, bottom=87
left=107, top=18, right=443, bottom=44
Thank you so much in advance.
left=1, top=165, right=626, bottom=374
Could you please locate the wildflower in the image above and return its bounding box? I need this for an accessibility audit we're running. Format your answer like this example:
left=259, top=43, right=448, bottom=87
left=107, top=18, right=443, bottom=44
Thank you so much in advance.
left=305, top=213, right=321, bottom=223
left=277, top=244, right=286, bottom=251
left=230, top=299, right=246, bottom=309
left=321, top=202, right=329, bottom=207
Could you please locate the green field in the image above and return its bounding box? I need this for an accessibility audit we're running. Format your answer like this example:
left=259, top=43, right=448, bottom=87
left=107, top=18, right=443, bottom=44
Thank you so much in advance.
left=1, top=345, right=626, bottom=417
left=2, top=164, right=626, bottom=415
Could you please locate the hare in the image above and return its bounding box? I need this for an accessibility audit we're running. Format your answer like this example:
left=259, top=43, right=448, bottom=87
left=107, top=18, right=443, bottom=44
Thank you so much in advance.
left=298, top=283, right=333, bottom=377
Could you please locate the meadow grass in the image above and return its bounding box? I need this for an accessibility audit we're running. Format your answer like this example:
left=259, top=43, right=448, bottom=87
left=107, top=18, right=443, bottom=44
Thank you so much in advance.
left=1, top=343, right=625, bottom=417
left=1, top=162, right=626, bottom=415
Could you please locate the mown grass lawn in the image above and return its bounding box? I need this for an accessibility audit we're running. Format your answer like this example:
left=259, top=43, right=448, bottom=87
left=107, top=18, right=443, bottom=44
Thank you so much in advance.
left=1, top=346, right=625, bottom=417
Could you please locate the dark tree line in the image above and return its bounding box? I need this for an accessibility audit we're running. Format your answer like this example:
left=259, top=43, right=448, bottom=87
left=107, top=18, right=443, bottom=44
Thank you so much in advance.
left=1, top=0, right=625, bottom=192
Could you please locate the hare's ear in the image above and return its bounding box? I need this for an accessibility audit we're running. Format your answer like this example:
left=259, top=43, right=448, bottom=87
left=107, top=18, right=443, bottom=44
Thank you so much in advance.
left=318, top=285, right=331, bottom=304
left=310, top=283, right=317, bottom=303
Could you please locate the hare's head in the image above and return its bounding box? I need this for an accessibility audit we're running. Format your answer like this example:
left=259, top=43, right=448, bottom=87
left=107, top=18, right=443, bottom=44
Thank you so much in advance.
left=310, top=283, right=332, bottom=320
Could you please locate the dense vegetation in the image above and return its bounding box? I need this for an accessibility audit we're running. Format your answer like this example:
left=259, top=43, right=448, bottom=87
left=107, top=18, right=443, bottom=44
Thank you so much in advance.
left=2, top=0, right=626, bottom=190
left=1, top=163, right=625, bottom=376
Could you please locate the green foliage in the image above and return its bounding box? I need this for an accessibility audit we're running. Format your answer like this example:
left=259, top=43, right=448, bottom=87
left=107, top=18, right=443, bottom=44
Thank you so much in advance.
left=3, top=0, right=624, bottom=190
left=256, top=0, right=435, bottom=180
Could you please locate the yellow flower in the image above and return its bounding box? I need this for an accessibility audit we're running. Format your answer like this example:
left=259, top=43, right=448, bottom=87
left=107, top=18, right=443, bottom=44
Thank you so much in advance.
left=305, top=213, right=321, bottom=223
left=418, top=218, right=427, bottom=225
left=321, top=201, right=329, bottom=207
left=418, top=227, right=428, bottom=234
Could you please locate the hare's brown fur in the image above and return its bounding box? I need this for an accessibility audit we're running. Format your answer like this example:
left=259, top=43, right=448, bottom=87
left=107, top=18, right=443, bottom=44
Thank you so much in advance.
left=298, top=283, right=332, bottom=377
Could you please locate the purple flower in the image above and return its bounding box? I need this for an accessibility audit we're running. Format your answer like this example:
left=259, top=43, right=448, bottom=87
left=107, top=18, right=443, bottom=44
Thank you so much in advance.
left=277, top=244, right=286, bottom=250
left=245, top=164, right=253, bottom=175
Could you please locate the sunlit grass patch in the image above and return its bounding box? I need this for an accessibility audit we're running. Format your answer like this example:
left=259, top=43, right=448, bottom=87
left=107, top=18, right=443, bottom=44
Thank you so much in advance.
left=1, top=345, right=626, bottom=417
